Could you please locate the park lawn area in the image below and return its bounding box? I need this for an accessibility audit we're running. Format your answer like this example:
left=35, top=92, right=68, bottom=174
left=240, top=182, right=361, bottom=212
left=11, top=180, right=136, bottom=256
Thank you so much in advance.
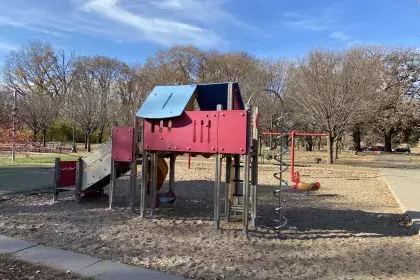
left=0, top=153, right=80, bottom=167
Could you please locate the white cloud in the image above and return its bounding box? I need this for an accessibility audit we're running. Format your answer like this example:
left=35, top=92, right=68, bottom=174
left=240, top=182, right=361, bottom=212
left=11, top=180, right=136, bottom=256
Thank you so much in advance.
left=0, top=0, right=235, bottom=48
left=81, top=0, right=225, bottom=47
left=152, top=0, right=183, bottom=9
left=282, top=9, right=335, bottom=31
left=0, top=16, right=66, bottom=37
left=150, top=0, right=242, bottom=26
left=0, top=41, right=17, bottom=52
left=329, top=31, right=352, bottom=42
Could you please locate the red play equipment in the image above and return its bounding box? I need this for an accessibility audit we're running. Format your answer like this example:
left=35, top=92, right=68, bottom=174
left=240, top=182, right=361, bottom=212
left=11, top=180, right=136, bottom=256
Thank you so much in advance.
left=262, top=130, right=327, bottom=190
left=137, top=83, right=260, bottom=235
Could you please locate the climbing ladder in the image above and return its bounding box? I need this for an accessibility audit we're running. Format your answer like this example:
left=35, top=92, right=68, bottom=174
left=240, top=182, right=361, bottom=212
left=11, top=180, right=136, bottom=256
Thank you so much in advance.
left=226, top=106, right=259, bottom=230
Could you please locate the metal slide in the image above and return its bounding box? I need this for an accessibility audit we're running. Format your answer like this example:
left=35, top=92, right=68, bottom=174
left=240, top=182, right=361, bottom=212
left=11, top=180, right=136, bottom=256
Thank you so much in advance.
left=79, top=141, right=167, bottom=193
left=79, top=141, right=130, bottom=192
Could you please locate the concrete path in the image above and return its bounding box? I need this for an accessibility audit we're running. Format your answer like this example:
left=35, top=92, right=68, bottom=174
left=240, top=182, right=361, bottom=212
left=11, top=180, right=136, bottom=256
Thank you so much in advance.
left=0, top=235, right=184, bottom=280
left=381, top=168, right=420, bottom=234
left=0, top=167, right=53, bottom=195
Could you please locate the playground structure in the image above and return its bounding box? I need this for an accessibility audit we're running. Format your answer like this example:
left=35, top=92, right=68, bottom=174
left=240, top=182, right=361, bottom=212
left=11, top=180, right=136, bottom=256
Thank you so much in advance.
left=54, top=82, right=260, bottom=234
left=137, top=83, right=260, bottom=233
left=52, top=82, right=328, bottom=236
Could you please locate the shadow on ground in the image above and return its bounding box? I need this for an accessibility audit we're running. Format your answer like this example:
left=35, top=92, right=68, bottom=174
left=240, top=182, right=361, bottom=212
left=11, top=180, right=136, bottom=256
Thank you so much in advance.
left=1, top=178, right=414, bottom=240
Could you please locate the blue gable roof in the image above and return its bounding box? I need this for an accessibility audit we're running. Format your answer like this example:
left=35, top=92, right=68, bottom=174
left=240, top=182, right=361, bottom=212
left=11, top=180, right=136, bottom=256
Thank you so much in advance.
left=136, top=82, right=244, bottom=119
left=136, top=85, right=197, bottom=119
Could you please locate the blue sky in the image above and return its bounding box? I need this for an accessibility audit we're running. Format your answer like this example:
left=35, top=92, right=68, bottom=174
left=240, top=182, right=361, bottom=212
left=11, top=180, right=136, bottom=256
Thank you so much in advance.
left=0, top=0, right=419, bottom=64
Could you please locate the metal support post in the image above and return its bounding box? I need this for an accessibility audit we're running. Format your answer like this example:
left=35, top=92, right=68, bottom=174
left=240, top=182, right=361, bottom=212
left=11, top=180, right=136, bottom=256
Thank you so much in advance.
left=214, top=104, right=223, bottom=229
left=215, top=153, right=222, bottom=229
left=290, top=130, right=296, bottom=182
left=129, top=117, right=138, bottom=212
left=243, top=108, right=252, bottom=234
left=140, top=151, right=148, bottom=217
left=225, top=156, right=232, bottom=222
left=150, top=153, right=157, bottom=216
left=251, top=146, right=258, bottom=227
left=243, top=154, right=250, bottom=234
left=109, top=160, right=117, bottom=209
left=75, top=158, right=83, bottom=204
left=251, top=106, right=259, bottom=227
left=169, top=155, right=175, bottom=193
left=234, top=155, right=241, bottom=195
left=53, top=158, right=60, bottom=202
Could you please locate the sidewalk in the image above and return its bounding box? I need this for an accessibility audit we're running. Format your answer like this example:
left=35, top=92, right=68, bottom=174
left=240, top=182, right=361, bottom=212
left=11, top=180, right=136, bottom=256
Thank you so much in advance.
left=381, top=168, right=420, bottom=234
left=0, top=235, right=184, bottom=280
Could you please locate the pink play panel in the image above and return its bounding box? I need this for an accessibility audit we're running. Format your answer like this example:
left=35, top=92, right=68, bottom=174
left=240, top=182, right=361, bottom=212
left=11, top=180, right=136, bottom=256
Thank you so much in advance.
left=112, top=127, right=135, bottom=162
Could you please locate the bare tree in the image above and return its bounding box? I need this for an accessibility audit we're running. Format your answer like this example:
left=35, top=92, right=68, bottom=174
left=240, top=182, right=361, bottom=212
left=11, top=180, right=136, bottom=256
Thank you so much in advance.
left=90, top=56, right=122, bottom=143
left=19, top=93, right=60, bottom=142
left=67, top=57, right=102, bottom=152
left=1, top=40, right=75, bottom=146
left=114, top=63, right=151, bottom=125
left=145, top=45, right=200, bottom=86
left=0, top=86, right=13, bottom=127
left=370, top=47, right=420, bottom=151
left=286, top=48, right=381, bottom=163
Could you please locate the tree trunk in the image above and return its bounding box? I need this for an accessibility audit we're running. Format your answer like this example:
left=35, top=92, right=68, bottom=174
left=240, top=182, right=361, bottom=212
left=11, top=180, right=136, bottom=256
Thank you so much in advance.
left=42, top=129, right=47, bottom=147
left=327, top=134, right=334, bottom=164
left=384, top=131, right=393, bottom=153
left=334, top=138, right=339, bottom=160
left=84, top=133, right=88, bottom=150
left=98, top=125, right=105, bottom=144
left=33, top=129, right=37, bottom=142
left=87, top=133, right=91, bottom=152
left=353, top=127, right=361, bottom=151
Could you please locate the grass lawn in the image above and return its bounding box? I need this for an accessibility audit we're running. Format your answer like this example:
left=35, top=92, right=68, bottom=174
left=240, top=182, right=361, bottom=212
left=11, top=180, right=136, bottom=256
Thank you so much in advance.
left=0, top=153, right=81, bottom=167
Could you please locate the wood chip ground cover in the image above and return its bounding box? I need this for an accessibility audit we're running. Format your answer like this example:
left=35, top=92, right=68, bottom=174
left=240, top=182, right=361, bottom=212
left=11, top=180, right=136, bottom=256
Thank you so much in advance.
left=0, top=158, right=419, bottom=280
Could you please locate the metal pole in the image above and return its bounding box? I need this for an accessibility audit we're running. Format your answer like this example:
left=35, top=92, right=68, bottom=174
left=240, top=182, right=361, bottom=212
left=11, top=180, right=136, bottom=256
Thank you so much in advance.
left=225, top=156, right=232, bottom=222
left=251, top=106, right=259, bottom=228
left=242, top=108, right=252, bottom=234
left=12, top=89, right=17, bottom=162
left=214, top=104, right=223, bottom=229
left=140, top=151, right=148, bottom=217
left=169, top=154, right=175, bottom=193
left=150, top=153, right=157, bottom=216
left=243, top=153, right=250, bottom=234
left=215, top=153, right=222, bottom=229
left=224, top=82, right=234, bottom=220
left=290, top=130, right=295, bottom=182
left=130, top=118, right=138, bottom=212
left=269, top=115, right=273, bottom=150
left=109, top=161, right=116, bottom=209
left=109, top=123, right=118, bottom=209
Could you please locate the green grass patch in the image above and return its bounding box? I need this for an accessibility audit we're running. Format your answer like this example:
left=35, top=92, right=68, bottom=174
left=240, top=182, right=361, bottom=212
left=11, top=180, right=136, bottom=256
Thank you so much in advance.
left=0, top=153, right=80, bottom=166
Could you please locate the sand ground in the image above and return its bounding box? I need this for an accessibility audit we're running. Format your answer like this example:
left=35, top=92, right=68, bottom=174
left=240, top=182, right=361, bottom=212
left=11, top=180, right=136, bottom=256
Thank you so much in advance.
left=0, top=154, right=420, bottom=280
